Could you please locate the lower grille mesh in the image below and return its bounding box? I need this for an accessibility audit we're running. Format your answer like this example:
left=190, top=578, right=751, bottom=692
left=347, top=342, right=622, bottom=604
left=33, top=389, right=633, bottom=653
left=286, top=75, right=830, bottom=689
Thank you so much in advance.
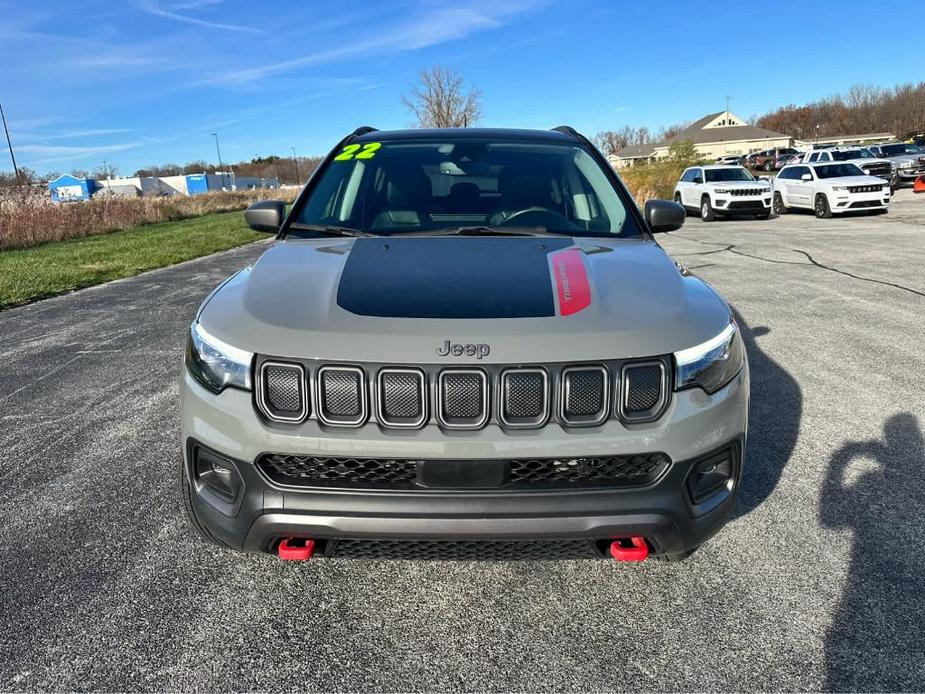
left=260, top=454, right=417, bottom=487
left=330, top=539, right=600, bottom=560
left=258, top=453, right=669, bottom=489
left=509, top=454, right=669, bottom=486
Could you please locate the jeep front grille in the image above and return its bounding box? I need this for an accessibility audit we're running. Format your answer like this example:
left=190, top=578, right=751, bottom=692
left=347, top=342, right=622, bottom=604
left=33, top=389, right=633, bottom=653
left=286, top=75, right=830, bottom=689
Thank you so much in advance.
left=729, top=188, right=765, bottom=196
left=257, top=453, right=670, bottom=490
left=255, top=358, right=669, bottom=429
left=848, top=184, right=885, bottom=193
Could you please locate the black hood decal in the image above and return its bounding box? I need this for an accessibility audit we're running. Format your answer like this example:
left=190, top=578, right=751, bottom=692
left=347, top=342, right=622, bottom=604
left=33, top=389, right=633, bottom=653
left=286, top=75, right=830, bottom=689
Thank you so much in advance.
left=337, top=237, right=573, bottom=318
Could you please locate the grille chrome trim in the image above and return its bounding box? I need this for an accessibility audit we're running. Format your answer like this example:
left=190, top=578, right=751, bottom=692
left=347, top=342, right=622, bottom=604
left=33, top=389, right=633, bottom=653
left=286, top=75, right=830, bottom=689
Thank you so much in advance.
left=437, top=369, right=489, bottom=430
left=316, top=365, right=368, bottom=427
left=256, top=361, right=308, bottom=423
left=499, top=368, right=550, bottom=429
left=618, top=360, right=669, bottom=424
left=559, top=365, right=609, bottom=427
left=376, top=368, right=427, bottom=429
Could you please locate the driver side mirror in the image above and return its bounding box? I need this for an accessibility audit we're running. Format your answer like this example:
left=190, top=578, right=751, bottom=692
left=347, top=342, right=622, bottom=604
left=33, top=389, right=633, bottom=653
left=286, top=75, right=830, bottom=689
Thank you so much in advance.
left=645, top=199, right=686, bottom=233
left=244, top=199, right=286, bottom=233
left=692, top=176, right=703, bottom=184
left=801, top=173, right=813, bottom=182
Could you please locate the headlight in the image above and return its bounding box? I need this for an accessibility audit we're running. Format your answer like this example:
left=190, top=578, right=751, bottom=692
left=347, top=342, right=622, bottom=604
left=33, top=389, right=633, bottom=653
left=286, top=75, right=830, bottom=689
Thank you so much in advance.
left=713, top=188, right=731, bottom=194
left=186, top=322, right=253, bottom=393
left=832, top=186, right=849, bottom=192
left=900, top=161, right=915, bottom=169
left=674, top=322, right=744, bottom=394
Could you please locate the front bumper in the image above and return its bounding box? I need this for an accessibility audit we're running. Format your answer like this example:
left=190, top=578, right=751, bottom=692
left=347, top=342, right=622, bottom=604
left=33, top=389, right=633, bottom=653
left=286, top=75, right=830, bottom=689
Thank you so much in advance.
left=712, top=196, right=772, bottom=214
left=830, top=190, right=891, bottom=212
left=181, top=366, right=749, bottom=558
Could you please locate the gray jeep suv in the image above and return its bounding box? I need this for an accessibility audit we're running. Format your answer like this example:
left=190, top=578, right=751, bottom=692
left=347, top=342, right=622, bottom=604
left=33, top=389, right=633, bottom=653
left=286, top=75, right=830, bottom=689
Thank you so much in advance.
left=181, top=127, right=749, bottom=562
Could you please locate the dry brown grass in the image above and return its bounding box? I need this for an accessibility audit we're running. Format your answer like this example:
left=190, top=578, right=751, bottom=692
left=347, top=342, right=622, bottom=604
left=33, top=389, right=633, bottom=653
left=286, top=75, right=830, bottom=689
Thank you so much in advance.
left=0, top=187, right=298, bottom=251
left=616, top=161, right=690, bottom=205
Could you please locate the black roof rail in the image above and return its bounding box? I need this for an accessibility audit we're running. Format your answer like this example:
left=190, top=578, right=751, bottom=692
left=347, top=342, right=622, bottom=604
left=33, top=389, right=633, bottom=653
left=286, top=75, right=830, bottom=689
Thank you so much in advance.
left=551, top=125, right=580, bottom=137
left=351, top=126, right=379, bottom=138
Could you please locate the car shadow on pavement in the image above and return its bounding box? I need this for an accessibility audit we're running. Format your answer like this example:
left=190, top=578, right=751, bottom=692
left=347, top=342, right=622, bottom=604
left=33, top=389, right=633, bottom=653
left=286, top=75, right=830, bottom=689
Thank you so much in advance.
left=732, top=310, right=802, bottom=518
left=820, top=412, right=925, bottom=691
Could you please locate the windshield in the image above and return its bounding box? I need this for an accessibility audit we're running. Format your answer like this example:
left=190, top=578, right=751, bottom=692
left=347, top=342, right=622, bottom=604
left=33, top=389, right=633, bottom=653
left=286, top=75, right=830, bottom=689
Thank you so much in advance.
left=881, top=144, right=922, bottom=156
left=705, top=167, right=756, bottom=182
left=293, top=138, right=642, bottom=237
left=815, top=163, right=865, bottom=178
left=832, top=149, right=873, bottom=160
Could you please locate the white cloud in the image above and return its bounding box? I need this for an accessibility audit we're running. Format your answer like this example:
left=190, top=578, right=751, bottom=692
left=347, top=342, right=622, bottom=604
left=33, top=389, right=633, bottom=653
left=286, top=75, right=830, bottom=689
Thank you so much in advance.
left=134, top=0, right=264, bottom=34
left=18, top=142, right=145, bottom=166
left=202, top=1, right=544, bottom=86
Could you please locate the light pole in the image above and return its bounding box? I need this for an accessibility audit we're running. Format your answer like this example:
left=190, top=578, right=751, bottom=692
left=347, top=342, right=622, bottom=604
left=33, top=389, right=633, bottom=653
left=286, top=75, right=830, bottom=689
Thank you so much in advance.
left=210, top=132, right=226, bottom=189
left=102, top=159, right=113, bottom=196
left=0, top=102, right=22, bottom=186
left=291, top=146, right=300, bottom=184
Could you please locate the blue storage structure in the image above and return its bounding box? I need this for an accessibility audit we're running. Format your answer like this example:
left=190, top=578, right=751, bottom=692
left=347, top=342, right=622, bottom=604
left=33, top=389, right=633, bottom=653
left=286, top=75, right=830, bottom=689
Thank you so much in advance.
left=185, top=174, right=209, bottom=195
left=48, top=174, right=98, bottom=202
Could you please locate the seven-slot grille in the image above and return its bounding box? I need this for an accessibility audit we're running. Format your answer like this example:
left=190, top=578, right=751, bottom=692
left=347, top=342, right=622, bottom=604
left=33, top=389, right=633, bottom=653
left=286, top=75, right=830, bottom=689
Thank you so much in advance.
left=255, top=359, right=669, bottom=428
left=729, top=188, right=766, bottom=196
left=848, top=184, right=886, bottom=193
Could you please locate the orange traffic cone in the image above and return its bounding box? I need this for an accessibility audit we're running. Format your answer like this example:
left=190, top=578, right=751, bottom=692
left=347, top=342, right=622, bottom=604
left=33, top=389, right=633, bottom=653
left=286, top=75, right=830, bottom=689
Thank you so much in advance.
left=914, top=176, right=925, bottom=193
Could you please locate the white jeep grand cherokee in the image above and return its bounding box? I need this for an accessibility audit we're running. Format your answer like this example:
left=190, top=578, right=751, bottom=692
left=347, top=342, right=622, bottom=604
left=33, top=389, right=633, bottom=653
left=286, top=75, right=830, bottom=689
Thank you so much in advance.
left=674, top=165, right=772, bottom=222
left=772, top=162, right=891, bottom=218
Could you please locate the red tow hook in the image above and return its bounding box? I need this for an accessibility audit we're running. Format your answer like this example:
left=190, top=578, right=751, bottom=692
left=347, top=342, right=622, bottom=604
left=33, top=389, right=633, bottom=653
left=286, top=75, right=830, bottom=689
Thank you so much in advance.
left=278, top=538, right=315, bottom=561
left=609, top=537, right=649, bottom=562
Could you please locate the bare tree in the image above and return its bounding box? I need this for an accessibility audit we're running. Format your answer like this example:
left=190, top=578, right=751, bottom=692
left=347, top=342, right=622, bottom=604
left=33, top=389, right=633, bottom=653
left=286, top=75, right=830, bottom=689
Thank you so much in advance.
left=402, top=66, right=482, bottom=128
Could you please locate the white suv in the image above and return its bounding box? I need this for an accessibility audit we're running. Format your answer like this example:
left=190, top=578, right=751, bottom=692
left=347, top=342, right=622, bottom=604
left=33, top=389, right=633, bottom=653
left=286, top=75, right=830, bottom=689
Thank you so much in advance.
left=772, top=162, right=891, bottom=218
left=674, top=165, right=772, bottom=222
left=802, top=147, right=894, bottom=187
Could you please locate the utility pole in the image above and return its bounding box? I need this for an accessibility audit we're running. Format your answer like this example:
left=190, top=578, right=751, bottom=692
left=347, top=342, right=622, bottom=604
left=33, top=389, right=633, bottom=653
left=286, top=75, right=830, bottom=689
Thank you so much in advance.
left=210, top=132, right=226, bottom=189
left=291, top=146, right=300, bottom=184
left=0, top=102, right=22, bottom=186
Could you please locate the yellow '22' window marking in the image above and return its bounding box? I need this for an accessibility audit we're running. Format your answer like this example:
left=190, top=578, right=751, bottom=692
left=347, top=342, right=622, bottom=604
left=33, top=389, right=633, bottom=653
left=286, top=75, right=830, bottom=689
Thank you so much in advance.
left=334, top=142, right=381, bottom=161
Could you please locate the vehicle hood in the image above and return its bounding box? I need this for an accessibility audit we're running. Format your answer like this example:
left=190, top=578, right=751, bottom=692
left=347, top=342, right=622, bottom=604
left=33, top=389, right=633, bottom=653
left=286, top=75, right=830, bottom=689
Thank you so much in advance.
left=821, top=175, right=888, bottom=186
left=707, top=180, right=770, bottom=188
left=198, top=236, right=732, bottom=364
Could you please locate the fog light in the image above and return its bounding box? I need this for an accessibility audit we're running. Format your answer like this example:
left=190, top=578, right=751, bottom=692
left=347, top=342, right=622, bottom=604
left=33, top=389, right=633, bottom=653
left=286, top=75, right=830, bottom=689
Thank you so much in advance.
left=194, top=447, right=241, bottom=500
left=687, top=449, right=733, bottom=504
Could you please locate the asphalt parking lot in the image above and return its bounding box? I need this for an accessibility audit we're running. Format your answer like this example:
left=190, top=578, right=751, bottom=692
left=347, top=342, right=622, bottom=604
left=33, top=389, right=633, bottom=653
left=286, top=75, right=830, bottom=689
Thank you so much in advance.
left=1, top=190, right=923, bottom=692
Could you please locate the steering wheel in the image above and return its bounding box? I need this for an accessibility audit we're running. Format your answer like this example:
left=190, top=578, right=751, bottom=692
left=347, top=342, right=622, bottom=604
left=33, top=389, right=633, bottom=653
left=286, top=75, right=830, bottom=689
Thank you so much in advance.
left=497, top=207, right=577, bottom=229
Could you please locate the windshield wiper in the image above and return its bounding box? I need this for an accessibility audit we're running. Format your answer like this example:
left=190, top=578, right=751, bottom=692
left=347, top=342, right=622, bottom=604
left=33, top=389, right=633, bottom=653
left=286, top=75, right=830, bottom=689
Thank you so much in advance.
left=287, top=223, right=378, bottom=237
left=395, top=225, right=556, bottom=237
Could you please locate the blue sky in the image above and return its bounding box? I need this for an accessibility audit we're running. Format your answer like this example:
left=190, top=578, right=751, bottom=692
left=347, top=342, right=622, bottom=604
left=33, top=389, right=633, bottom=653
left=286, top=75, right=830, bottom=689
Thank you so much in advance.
left=2, top=0, right=921, bottom=176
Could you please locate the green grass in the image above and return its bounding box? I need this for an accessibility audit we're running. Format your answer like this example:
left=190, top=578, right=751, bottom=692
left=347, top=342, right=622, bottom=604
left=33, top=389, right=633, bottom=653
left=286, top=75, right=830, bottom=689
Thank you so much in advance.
left=0, top=211, right=264, bottom=309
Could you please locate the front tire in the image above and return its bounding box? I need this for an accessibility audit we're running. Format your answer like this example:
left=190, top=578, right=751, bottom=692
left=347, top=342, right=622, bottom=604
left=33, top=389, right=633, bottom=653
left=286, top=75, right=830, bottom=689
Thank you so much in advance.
left=814, top=193, right=833, bottom=219
left=674, top=192, right=689, bottom=216
left=773, top=192, right=789, bottom=215
left=700, top=196, right=716, bottom=222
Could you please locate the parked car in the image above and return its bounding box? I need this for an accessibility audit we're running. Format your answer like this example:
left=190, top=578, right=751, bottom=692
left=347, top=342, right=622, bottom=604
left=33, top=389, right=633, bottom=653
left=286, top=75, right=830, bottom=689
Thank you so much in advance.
left=774, top=152, right=803, bottom=169
left=715, top=154, right=742, bottom=165
left=801, top=147, right=894, bottom=187
left=674, top=165, right=772, bottom=221
left=746, top=147, right=800, bottom=171
left=901, top=131, right=925, bottom=147
left=181, top=126, right=749, bottom=562
left=867, top=143, right=925, bottom=187
left=772, top=162, right=891, bottom=218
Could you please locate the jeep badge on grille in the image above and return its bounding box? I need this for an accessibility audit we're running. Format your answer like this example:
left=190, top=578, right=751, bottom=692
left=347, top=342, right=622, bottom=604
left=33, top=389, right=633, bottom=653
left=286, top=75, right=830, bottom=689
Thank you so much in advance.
left=436, top=340, right=490, bottom=359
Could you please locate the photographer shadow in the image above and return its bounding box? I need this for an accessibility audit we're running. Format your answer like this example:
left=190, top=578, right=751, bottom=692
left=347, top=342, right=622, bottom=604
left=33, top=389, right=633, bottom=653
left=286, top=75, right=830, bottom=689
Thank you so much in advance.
left=821, top=413, right=925, bottom=691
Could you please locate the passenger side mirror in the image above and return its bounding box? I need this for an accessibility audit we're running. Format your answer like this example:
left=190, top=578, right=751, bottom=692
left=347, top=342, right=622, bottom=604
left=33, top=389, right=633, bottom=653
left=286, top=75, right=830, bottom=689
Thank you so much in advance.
left=645, top=199, right=686, bottom=233
left=801, top=173, right=813, bottom=182
left=244, top=199, right=286, bottom=233
left=692, top=176, right=703, bottom=184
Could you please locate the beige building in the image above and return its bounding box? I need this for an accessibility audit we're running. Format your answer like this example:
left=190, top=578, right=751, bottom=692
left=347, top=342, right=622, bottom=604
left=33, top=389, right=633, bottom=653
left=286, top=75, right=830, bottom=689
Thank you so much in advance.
left=609, top=111, right=792, bottom=168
